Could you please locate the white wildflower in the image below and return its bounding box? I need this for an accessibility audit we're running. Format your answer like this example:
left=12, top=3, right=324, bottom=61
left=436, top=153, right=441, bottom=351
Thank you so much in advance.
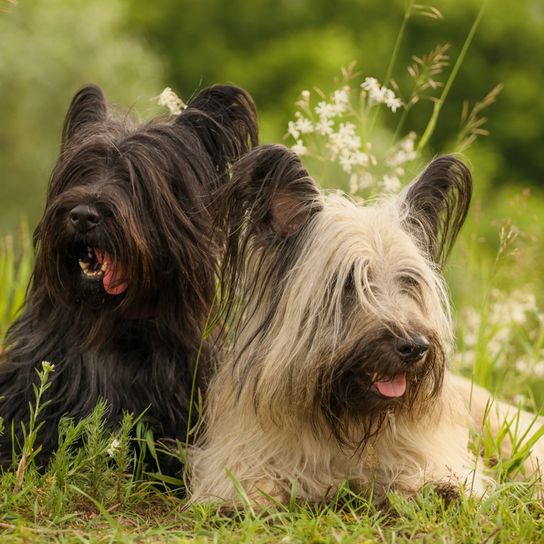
left=328, top=123, right=362, bottom=166
left=336, top=122, right=357, bottom=140
left=349, top=173, right=360, bottom=195
left=386, top=96, right=402, bottom=112
left=382, top=175, right=401, bottom=193
left=361, top=77, right=381, bottom=95
left=331, top=87, right=350, bottom=114
left=515, top=358, right=531, bottom=374
left=107, top=438, right=120, bottom=458
left=315, top=101, right=337, bottom=120
left=517, top=358, right=544, bottom=378
left=387, top=133, right=418, bottom=170
left=359, top=172, right=375, bottom=189
left=535, top=361, right=544, bottom=377
left=383, top=88, right=402, bottom=112
left=361, top=77, right=401, bottom=111
left=315, top=117, right=334, bottom=135
left=487, top=327, right=509, bottom=359
left=287, top=120, right=300, bottom=140
left=294, top=114, right=314, bottom=134
left=338, top=151, right=356, bottom=173
left=401, top=132, right=417, bottom=153
left=460, top=308, right=481, bottom=354
left=462, top=288, right=538, bottom=368
left=352, top=150, right=370, bottom=167
left=362, top=77, right=386, bottom=106
left=489, top=289, right=537, bottom=326
left=291, top=140, right=308, bottom=156
left=349, top=172, right=377, bottom=194
left=296, top=89, right=311, bottom=109
left=158, top=87, right=186, bottom=115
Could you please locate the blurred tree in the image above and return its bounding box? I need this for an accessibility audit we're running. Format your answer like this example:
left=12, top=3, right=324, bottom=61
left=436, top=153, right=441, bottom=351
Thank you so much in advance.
left=0, top=0, right=164, bottom=232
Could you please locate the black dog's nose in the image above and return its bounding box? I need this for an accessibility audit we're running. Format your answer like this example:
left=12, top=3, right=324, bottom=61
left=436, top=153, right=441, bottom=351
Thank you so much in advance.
left=69, top=204, right=101, bottom=233
left=395, top=335, right=429, bottom=363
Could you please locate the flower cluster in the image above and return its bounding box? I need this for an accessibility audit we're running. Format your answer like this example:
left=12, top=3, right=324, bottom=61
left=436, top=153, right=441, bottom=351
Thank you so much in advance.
left=158, top=87, right=186, bottom=115
left=361, top=77, right=402, bottom=111
left=287, top=86, right=374, bottom=180
left=286, top=75, right=415, bottom=198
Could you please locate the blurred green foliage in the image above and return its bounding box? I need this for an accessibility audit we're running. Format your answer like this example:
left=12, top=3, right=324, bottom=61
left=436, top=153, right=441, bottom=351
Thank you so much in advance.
left=0, top=225, right=31, bottom=339
left=0, top=0, right=164, bottom=231
left=1, top=0, right=543, bottom=233
left=128, top=0, right=544, bottom=185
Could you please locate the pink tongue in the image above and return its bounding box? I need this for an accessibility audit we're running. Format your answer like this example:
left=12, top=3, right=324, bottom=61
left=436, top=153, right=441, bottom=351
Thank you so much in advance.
left=95, top=251, right=129, bottom=296
left=375, top=374, right=407, bottom=398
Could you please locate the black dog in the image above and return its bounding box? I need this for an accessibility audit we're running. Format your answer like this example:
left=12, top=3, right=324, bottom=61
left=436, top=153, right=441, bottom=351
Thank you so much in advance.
left=0, top=83, right=257, bottom=472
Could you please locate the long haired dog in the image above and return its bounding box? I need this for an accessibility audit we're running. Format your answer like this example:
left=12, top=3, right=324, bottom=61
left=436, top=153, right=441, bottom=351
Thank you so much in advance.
left=190, top=145, right=544, bottom=506
left=0, top=83, right=257, bottom=471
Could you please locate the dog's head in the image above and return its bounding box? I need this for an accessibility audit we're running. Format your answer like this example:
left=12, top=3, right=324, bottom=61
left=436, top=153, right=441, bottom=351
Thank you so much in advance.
left=31, top=84, right=257, bottom=345
left=219, top=145, right=471, bottom=444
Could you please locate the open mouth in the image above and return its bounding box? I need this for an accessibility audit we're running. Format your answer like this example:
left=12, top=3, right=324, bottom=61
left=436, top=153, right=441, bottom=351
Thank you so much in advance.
left=371, top=373, right=407, bottom=398
left=78, top=246, right=107, bottom=279
left=77, top=246, right=128, bottom=296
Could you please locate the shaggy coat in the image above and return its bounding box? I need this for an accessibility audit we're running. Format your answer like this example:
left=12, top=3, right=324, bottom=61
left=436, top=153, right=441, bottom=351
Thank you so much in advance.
left=0, top=83, right=258, bottom=472
left=189, top=145, right=544, bottom=506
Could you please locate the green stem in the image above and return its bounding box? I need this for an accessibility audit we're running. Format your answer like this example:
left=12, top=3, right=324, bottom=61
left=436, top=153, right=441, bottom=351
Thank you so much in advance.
left=184, top=291, right=218, bottom=450
left=368, top=0, right=414, bottom=136
left=417, top=0, right=487, bottom=152
left=392, top=105, right=411, bottom=143
left=383, top=0, right=414, bottom=88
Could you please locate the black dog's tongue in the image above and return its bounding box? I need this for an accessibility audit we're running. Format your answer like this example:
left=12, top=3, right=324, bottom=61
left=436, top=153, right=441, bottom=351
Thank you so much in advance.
left=95, top=251, right=128, bottom=295
left=375, top=374, right=406, bottom=397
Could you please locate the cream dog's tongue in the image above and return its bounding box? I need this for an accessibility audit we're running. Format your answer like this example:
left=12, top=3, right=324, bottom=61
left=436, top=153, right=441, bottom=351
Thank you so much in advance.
left=374, top=374, right=406, bottom=397
left=95, top=251, right=128, bottom=295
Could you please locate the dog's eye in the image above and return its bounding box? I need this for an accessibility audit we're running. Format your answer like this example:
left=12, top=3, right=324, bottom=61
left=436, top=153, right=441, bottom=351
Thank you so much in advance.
left=344, top=271, right=354, bottom=290
left=400, top=275, right=420, bottom=290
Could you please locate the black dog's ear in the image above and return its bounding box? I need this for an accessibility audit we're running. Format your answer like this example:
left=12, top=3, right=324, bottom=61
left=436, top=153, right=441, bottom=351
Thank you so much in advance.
left=62, top=84, right=107, bottom=148
left=402, top=155, right=472, bottom=267
left=222, top=144, right=322, bottom=241
left=175, top=84, right=258, bottom=176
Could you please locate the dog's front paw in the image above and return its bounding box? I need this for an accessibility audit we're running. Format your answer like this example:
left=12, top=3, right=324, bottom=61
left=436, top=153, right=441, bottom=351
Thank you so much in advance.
left=432, top=482, right=461, bottom=506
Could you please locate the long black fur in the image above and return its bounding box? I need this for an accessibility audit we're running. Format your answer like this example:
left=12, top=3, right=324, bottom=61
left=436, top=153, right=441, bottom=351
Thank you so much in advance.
left=215, top=144, right=322, bottom=344
left=403, top=155, right=472, bottom=267
left=0, top=83, right=257, bottom=471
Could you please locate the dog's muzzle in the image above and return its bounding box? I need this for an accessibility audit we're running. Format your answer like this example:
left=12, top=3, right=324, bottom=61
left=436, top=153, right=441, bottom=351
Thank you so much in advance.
left=69, top=204, right=101, bottom=234
left=394, top=334, right=429, bottom=363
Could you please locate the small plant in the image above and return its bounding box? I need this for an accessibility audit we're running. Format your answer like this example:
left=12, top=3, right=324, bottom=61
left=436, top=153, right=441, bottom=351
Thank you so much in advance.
left=13, top=360, right=54, bottom=491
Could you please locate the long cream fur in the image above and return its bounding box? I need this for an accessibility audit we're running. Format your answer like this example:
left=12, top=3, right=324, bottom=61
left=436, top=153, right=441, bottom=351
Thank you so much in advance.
left=189, top=148, right=543, bottom=507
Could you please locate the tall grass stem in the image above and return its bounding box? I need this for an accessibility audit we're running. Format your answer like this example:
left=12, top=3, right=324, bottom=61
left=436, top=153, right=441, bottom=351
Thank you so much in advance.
left=417, top=0, right=487, bottom=151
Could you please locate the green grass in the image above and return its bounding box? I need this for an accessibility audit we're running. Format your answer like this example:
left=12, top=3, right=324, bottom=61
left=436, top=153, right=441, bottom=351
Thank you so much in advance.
left=0, top=224, right=32, bottom=341
left=0, top=462, right=543, bottom=542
